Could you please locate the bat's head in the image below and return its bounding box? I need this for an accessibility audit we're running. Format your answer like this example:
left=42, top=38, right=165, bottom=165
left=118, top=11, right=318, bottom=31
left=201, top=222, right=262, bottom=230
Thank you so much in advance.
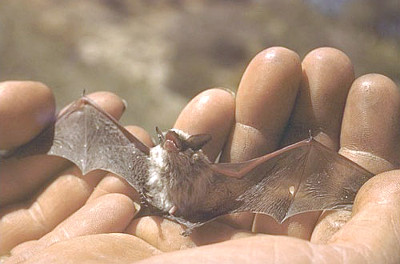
left=156, top=128, right=211, bottom=154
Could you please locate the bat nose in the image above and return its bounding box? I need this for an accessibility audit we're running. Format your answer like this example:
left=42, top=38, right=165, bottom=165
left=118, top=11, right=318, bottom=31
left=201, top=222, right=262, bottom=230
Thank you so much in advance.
left=164, top=139, right=180, bottom=153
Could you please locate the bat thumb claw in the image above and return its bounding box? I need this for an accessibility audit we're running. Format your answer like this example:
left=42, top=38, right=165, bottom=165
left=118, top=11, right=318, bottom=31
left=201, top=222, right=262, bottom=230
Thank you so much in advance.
left=133, top=202, right=142, bottom=214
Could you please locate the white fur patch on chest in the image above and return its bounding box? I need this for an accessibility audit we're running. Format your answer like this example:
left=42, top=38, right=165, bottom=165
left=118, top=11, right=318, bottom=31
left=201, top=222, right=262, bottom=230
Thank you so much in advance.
left=147, top=145, right=166, bottom=184
left=147, top=145, right=173, bottom=210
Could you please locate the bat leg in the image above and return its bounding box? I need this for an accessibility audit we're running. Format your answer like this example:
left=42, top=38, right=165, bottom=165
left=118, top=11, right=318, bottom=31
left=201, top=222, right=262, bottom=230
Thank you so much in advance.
left=168, top=205, right=178, bottom=216
left=181, top=227, right=193, bottom=237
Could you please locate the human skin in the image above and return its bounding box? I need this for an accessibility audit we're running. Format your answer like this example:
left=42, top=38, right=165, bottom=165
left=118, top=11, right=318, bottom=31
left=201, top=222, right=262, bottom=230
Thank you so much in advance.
left=0, top=47, right=399, bottom=263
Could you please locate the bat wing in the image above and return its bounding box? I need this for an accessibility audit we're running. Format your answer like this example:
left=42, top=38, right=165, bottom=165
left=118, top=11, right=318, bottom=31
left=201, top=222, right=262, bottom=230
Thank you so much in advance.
left=4, top=97, right=150, bottom=192
left=184, top=138, right=373, bottom=226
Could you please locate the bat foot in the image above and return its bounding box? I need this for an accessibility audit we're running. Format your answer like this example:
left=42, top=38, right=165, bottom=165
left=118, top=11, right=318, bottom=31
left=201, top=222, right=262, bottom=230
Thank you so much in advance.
left=168, top=205, right=178, bottom=216
left=180, top=227, right=193, bottom=237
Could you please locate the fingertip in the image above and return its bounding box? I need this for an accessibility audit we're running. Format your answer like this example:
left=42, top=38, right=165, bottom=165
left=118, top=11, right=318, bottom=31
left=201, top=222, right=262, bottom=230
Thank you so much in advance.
left=236, top=47, right=301, bottom=132
left=253, top=47, right=301, bottom=69
left=125, top=125, right=154, bottom=147
left=254, top=46, right=301, bottom=75
left=350, top=73, right=399, bottom=99
left=0, top=81, right=55, bottom=149
left=302, top=47, right=354, bottom=104
left=353, top=170, right=400, bottom=214
left=174, top=88, right=235, bottom=160
left=86, top=91, right=126, bottom=121
left=303, top=47, right=353, bottom=75
left=175, top=88, right=235, bottom=129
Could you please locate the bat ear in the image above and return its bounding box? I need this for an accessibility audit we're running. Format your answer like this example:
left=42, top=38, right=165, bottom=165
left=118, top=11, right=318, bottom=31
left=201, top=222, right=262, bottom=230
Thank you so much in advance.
left=155, top=127, right=165, bottom=143
left=185, top=134, right=212, bottom=151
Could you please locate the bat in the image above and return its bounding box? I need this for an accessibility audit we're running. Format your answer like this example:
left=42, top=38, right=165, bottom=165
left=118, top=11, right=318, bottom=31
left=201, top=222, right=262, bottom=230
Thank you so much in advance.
left=2, top=96, right=374, bottom=234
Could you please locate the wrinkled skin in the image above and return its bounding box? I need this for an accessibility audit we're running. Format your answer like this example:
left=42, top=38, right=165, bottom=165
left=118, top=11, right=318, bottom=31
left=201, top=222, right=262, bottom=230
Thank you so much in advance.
left=1, top=47, right=400, bottom=264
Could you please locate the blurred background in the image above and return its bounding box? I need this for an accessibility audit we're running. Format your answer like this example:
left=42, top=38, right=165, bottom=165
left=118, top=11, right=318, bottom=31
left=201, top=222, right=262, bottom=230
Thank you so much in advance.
left=0, top=0, right=399, bottom=134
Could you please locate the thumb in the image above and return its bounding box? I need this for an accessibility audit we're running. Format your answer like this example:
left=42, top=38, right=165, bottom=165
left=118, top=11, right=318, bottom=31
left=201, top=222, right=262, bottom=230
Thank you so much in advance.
left=329, top=170, right=400, bottom=263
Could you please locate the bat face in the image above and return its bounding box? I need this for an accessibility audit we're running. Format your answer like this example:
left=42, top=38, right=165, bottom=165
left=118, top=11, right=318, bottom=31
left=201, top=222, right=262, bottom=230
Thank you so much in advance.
left=146, top=129, right=214, bottom=217
left=156, top=128, right=212, bottom=153
left=2, top=96, right=374, bottom=233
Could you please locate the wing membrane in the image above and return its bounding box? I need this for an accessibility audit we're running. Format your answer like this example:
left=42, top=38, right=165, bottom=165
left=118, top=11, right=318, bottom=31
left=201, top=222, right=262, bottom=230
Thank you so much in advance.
left=184, top=139, right=373, bottom=225
left=5, top=97, right=150, bottom=191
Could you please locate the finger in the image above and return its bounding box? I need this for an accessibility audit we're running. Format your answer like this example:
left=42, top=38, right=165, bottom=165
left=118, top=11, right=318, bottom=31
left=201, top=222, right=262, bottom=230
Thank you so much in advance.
left=8, top=193, right=138, bottom=262
left=311, top=74, right=400, bottom=243
left=0, top=92, right=126, bottom=206
left=282, top=47, right=354, bottom=148
left=124, top=125, right=155, bottom=148
left=340, top=74, right=400, bottom=172
left=0, top=81, right=55, bottom=150
left=87, top=125, right=154, bottom=203
left=15, top=234, right=161, bottom=264
left=125, top=216, right=255, bottom=252
left=254, top=48, right=355, bottom=238
left=87, top=173, right=140, bottom=203
left=0, top=167, right=104, bottom=255
left=173, top=88, right=235, bottom=161
left=220, top=47, right=302, bottom=230
left=309, top=210, right=352, bottom=244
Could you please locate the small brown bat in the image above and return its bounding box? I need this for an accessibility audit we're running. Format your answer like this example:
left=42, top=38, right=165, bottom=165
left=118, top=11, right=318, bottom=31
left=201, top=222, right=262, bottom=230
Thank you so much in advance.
left=2, top=96, right=374, bottom=233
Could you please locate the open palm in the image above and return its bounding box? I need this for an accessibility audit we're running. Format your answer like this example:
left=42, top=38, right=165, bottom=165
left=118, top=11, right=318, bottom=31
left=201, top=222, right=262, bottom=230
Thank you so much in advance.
left=1, top=47, right=399, bottom=264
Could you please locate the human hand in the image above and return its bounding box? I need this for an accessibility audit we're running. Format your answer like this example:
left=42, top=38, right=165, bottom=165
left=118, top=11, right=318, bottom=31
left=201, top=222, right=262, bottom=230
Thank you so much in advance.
left=1, top=47, right=400, bottom=263
left=136, top=47, right=400, bottom=263
left=0, top=82, right=161, bottom=262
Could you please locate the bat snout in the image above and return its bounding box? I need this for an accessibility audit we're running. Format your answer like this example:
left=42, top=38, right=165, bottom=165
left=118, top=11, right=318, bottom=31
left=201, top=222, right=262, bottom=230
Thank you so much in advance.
left=164, top=139, right=180, bottom=153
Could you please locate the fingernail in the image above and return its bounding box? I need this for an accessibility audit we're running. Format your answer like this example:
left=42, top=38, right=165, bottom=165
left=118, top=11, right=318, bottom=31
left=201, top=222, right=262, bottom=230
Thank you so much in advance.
left=216, top=87, right=236, bottom=97
left=122, top=98, right=128, bottom=111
